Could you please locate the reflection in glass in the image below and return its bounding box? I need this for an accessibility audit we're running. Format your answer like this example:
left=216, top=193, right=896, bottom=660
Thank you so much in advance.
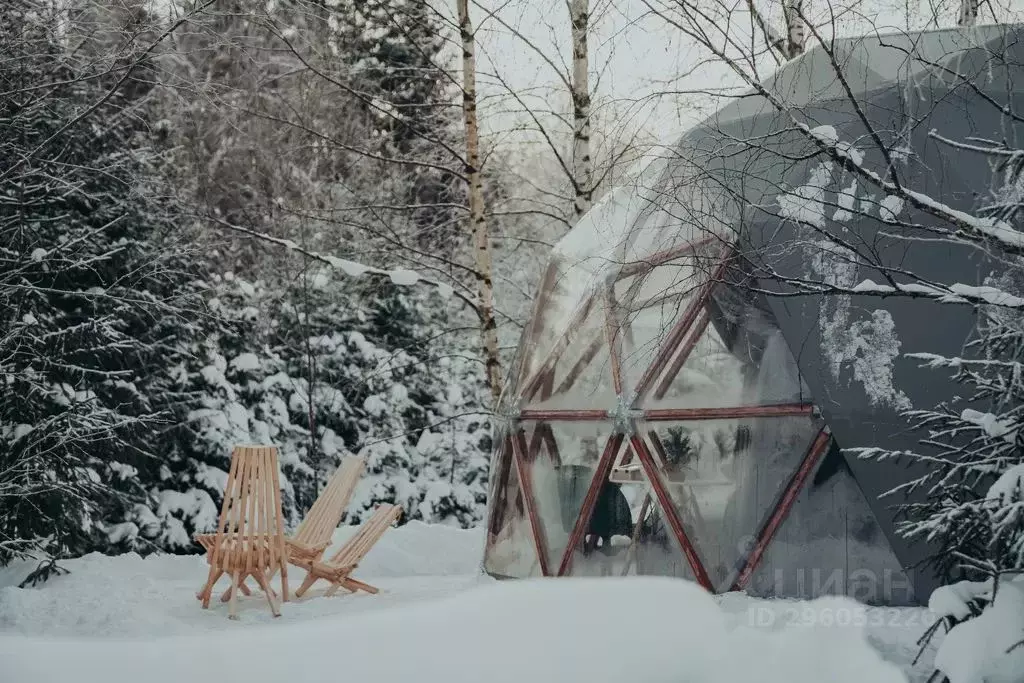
left=746, top=445, right=915, bottom=605
left=643, top=271, right=811, bottom=409
left=616, top=242, right=724, bottom=398
left=564, top=454, right=698, bottom=581
left=521, top=305, right=617, bottom=411
left=644, top=416, right=822, bottom=591
left=522, top=421, right=614, bottom=570
left=483, top=436, right=542, bottom=578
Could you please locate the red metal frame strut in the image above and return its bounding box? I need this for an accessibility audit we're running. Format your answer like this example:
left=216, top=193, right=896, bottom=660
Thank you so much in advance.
left=631, top=434, right=714, bottom=590
left=653, top=309, right=711, bottom=401
left=519, top=409, right=609, bottom=421
left=642, top=404, right=815, bottom=421
left=614, top=236, right=721, bottom=281
left=520, top=295, right=597, bottom=401
left=485, top=435, right=516, bottom=537
left=512, top=263, right=558, bottom=389
left=511, top=427, right=552, bottom=577
left=730, top=428, right=832, bottom=592
left=632, top=258, right=731, bottom=403
left=554, top=335, right=605, bottom=396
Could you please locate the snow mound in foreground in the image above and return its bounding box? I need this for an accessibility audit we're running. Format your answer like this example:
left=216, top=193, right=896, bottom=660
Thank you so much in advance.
left=0, top=522, right=487, bottom=638
left=935, top=579, right=1024, bottom=683
left=0, top=577, right=907, bottom=683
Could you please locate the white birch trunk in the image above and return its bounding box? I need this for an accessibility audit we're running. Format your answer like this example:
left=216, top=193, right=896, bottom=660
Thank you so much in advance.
left=958, top=0, right=979, bottom=26
left=569, top=0, right=593, bottom=224
left=784, top=0, right=806, bottom=59
left=457, top=0, right=503, bottom=406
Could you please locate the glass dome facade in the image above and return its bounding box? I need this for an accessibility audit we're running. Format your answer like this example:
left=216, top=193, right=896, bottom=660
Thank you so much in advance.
left=483, top=23, right=1024, bottom=605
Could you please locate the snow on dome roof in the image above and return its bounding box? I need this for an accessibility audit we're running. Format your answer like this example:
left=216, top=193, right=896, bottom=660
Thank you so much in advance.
left=549, top=146, right=735, bottom=327
left=552, top=147, right=669, bottom=261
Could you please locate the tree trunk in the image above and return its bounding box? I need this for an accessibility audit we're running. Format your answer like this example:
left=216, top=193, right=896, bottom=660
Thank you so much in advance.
left=457, top=0, right=503, bottom=406
left=958, top=0, right=979, bottom=26
left=569, top=0, right=593, bottom=224
left=784, top=0, right=806, bottom=59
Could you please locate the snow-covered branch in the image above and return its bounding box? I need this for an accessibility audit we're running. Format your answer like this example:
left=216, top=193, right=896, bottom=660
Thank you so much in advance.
left=206, top=216, right=479, bottom=315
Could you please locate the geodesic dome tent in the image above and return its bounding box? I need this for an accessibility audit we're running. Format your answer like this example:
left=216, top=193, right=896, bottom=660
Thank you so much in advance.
left=483, top=23, right=1024, bottom=606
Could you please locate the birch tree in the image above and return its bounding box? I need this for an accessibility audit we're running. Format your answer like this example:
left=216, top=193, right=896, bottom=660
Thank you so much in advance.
left=474, top=0, right=650, bottom=227
left=959, top=0, right=980, bottom=26
left=458, top=0, right=503, bottom=404
left=569, top=0, right=595, bottom=223
left=783, top=0, right=807, bottom=57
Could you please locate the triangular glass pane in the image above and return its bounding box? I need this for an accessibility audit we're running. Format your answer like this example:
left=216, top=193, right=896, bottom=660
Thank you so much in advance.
left=616, top=240, right=725, bottom=399
left=744, top=445, right=915, bottom=605
left=520, top=420, right=616, bottom=572
left=641, top=272, right=812, bottom=410
left=562, top=443, right=697, bottom=582
left=643, top=414, right=823, bottom=592
left=483, top=435, right=542, bottom=578
left=513, top=263, right=580, bottom=394
left=521, top=301, right=617, bottom=410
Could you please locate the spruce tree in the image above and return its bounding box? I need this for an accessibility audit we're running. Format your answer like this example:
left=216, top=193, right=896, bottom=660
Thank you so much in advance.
left=0, top=0, right=200, bottom=569
left=327, top=0, right=463, bottom=251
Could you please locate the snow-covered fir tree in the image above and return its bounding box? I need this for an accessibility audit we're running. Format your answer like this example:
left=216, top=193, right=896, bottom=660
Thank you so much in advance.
left=142, top=261, right=491, bottom=551
left=856, top=182, right=1024, bottom=583
left=0, top=0, right=203, bottom=568
left=852, top=146, right=1024, bottom=683
left=325, top=0, right=461, bottom=250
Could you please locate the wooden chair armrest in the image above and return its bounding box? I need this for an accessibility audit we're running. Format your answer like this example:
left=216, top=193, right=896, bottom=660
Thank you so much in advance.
left=286, top=538, right=331, bottom=554
left=311, top=560, right=358, bottom=578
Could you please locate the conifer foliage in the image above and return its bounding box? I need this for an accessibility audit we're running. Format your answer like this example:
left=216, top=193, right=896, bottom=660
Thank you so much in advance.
left=858, top=293, right=1024, bottom=576
left=151, top=266, right=492, bottom=549
left=0, top=0, right=201, bottom=567
left=0, top=0, right=496, bottom=579
left=857, top=248, right=1024, bottom=581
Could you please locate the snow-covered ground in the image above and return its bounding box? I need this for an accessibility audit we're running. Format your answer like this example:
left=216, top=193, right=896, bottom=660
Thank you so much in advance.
left=0, top=522, right=939, bottom=683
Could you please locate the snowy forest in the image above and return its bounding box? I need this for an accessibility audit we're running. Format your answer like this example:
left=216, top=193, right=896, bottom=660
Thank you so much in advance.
left=6, top=0, right=1024, bottom=679
left=3, top=0, right=1024, bottom=627
left=0, top=0, right=524, bottom=564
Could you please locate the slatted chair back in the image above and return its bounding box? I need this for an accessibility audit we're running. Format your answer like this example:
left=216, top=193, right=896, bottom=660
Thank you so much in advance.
left=292, top=456, right=366, bottom=550
left=327, top=503, right=402, bottom=568
left=209, top=445, right=287, bottom=576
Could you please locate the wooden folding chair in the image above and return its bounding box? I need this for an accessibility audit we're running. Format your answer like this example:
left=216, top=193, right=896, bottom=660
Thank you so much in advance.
left=206, top=455, right=366, bottom=602
left=194, top=445, right=289, bottom=619
left=293, top=503, right=402, bottom=598
left=285, top=455, right=366, bottom=570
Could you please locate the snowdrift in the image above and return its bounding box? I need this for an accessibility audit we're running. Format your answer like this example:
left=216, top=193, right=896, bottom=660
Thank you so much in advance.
left=0, top=577, right=908, bottom=683
left=0, top=521, right=934, bottom=683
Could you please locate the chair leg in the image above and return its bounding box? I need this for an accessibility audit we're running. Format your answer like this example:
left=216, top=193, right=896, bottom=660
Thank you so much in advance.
left=281, top=562, right=289, bottom=603
left=253, top=571, right=281, bottom=617
left=196, top=571, right=216, bottom=601
left=198, top=567, right=224, bottom=598
left=259, top=567, right=279, bottom=598
left=199, top=568, right=222, bottom=608
left=339, top=576, right=379, bottom=595
left=228, top=569, right=242, bottom=620
left=324, top=580, right=350, bottom=598
left=220, top=578, right=252, bottom=602
left=294, top=572, right=318, bottom=598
